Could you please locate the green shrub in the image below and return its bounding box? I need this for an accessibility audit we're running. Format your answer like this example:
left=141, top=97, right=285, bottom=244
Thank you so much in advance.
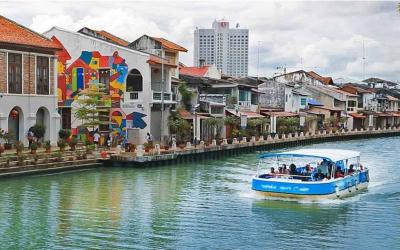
left=58, top=129, right=71, bottom=140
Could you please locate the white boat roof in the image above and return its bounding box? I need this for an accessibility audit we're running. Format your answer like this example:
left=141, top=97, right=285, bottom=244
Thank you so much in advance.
left=259, top=149, right=360, bottom=162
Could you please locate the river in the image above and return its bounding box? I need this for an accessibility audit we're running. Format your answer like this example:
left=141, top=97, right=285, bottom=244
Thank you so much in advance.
left=0, top=137, right=399, bottom=249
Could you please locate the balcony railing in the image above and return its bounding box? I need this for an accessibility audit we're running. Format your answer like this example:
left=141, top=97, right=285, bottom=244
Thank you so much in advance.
left=199, top=94, right=226, bottom=105
left=152, top=91, right=173, bottom=102
left=238, top=100, right=251, bottom=108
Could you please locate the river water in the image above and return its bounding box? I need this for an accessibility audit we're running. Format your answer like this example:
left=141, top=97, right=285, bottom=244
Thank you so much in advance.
left=0, top=137, right=399, bottom=249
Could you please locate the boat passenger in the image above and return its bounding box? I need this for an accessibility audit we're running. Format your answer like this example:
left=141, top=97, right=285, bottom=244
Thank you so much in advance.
left=304, top=164, right=312, bottom=176
left=290, top=164, right=297, bottom=175
left=315, top=169, right=325, bottom=181
left=270, top=167, right=276, bottom=176
left=348, top=165, right=355, bottom=175
left=335, top=169, right=344, bottom=178
left=282, top=164, right=288, bottom=174
left=278, top=167, right=283, bottom=174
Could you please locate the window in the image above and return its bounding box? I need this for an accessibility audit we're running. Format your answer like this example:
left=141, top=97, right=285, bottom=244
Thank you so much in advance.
left=126, top=69, right=143, bottom=92
left=99, top=69, right=110, bottom=94
left=36, top=56, right=49, bottom=95
left=8, top=53, right=22, bottom=94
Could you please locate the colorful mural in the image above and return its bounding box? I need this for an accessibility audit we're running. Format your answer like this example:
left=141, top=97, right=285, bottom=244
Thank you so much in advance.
left=53, top=36, right=148, bottom=139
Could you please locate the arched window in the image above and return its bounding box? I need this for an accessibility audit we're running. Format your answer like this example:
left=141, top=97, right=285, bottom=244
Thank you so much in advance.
left=126, top=69, right=143, bottom=92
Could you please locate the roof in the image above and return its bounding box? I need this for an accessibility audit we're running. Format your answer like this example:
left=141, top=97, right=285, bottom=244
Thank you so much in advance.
left=259, top=149, right=360, bottom=162
left=260, top=111, right=298, bottom=117
left=77, top=27, right=130, bottom=47
left=387, top=95, right=399, bottom=101
left=226, top=109, right=265, bottom=118
left=340, top=83, right=374, bottom=94
left=152, top=37, right=187, bottom=52
left=0, top=15, right=61, bottom=50
left=307, top=71, right=333, bottom=85
left=96, top=30, right=130, bottom=46
left=363, top=77, right=397, bottom=87
left=147, top=55, right=177, bottom=68
left=180, top=66, right=209, bottom=77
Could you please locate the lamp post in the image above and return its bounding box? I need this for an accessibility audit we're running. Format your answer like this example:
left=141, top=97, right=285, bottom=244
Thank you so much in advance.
left=193, top=104, right=200, bottom=148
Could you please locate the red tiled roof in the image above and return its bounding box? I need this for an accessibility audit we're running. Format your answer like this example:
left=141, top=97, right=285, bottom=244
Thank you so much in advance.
left=152, top=37, right=187, bottom=52
left=51, top=36, right=71, bottom=62
left=307, top=71, right=333, bottom=85
left=96, top=30, right=130, bottom=47
left=0, top=15, right=61, bottom=50
left=180, top=66, right=209, bottom=77
left=147, top=55, right=177, bottom=68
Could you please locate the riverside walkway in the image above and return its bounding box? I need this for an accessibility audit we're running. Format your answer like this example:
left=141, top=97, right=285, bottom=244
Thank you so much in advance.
left=109, top=127, right=400, bottom=167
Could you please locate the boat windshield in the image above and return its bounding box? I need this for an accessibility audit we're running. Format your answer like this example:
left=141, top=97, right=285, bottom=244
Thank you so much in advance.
left=256, top=154, right=362, bottom=182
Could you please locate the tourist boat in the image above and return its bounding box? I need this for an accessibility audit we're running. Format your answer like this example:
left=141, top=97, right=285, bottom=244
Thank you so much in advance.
left=252, top=149, right=369, bottom=200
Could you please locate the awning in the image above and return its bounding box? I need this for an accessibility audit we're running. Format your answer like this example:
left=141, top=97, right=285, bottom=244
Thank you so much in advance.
left=350, top=113, right=367, bottom=119
left=307, top=98, right=323, bottom=106
left=226, top=109, right=265, bottom=118
left=260, top=111, right=298, bottom=117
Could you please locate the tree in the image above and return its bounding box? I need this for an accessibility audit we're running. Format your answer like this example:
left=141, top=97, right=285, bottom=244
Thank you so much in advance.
left=168, top=111, right=191, bottom=144
left=178, top=82, right=194, bottom=110
left=31, top=124, right=46, bottom=142
left=204, top=117, right=224, bottom=140
left=74, top=83, right=111, bottom=131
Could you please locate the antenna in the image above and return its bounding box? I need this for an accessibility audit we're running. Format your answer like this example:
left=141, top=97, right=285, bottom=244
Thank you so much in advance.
left=362, top=40, right=366, bottom=80
left=257, top=41, right=261, bottom=79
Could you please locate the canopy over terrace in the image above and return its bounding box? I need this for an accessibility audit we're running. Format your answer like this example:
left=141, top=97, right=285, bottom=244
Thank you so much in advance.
left=259, top=149, right=360, bottom=163
left=226, top=109, right=265, bottom=118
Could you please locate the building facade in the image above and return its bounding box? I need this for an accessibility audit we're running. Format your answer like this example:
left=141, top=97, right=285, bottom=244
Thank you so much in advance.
left=0, top=16, right=61, bottom=145
left=194, top=19, right=248, bottom=77
left=43, top=27, right=178, bottom=145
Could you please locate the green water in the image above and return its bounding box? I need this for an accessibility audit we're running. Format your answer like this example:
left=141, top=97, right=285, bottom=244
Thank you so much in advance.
left=0, top=137, right=399, bottom=249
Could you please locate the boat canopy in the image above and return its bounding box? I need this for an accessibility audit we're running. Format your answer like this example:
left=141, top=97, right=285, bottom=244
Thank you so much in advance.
left=259, top=149, right=360, bottom=162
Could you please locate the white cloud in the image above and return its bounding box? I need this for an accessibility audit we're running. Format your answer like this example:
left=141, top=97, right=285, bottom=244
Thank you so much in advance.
left=1, top=0, right=399, bottom=81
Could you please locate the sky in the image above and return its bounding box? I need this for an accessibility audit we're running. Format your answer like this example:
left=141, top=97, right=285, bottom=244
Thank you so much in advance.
left=1, top=0, right=400, bottom=81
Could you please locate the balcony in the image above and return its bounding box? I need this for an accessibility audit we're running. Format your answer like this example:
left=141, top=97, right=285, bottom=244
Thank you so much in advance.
left=199, top=94, right=226, bottom=105
left=152, top=91, right=175, bottom=103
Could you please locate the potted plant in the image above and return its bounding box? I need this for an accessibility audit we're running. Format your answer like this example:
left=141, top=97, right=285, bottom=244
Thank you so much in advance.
left=17, top=154, right=25, bottom=166
left=31, top=124, right=46, bottom=143
left=58, top=129, right=71, bottom=140
left=15, top=141, right=24, bottom=155
left=3, top=131, right=13, bottom=150
left=69, top=137, right=78, bottom=151
left=52, top=152, right=63, bottom=162
left=5, top=156, right=11, bottom=168
left=0, top=144, right=4, bottom=157
left=143, top=142, right=151, bottom=153
left=44, top=140, right=51, bottom=153
left=30, top=141, right=38, bottom=154
left=57, top=139, right=66, bottom=152
left=33, top=154, right=39, bottom=165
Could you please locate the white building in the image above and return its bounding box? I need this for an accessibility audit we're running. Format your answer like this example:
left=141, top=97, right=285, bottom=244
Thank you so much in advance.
left=194, top=19, right=248, bottom=77
left=43, top=27, right=178, bottom=144
left=0, top=16, right=60, bottom=146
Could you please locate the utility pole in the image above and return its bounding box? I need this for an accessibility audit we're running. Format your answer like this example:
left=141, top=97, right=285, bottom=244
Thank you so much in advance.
left=160, top=48, right=165, bottom=144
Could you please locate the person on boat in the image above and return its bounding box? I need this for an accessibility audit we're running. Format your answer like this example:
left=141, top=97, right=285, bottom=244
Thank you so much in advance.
left=335, top=169, right=344, bottom=178
left=289, top=164, right=297, bottom=175
left=270, top=167, right=276, bottom=176
left=348, top=165, right=355, bottom=175
left=315, top=169, right=325, bottom=181
left=304, top=164, right=312, bottom=176
left=282, top=164, right=288, bottom=174
left=278, top=167, right=283, bottom=174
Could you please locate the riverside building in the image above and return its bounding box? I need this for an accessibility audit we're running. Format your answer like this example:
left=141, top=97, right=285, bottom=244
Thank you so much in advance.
left=194, top=19, right=249, bottom=77
left=0, top=15, right=61, bottom=145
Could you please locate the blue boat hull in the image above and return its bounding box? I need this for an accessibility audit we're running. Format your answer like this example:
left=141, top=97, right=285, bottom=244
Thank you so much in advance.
left=252, top=170, right=369, bottom=199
